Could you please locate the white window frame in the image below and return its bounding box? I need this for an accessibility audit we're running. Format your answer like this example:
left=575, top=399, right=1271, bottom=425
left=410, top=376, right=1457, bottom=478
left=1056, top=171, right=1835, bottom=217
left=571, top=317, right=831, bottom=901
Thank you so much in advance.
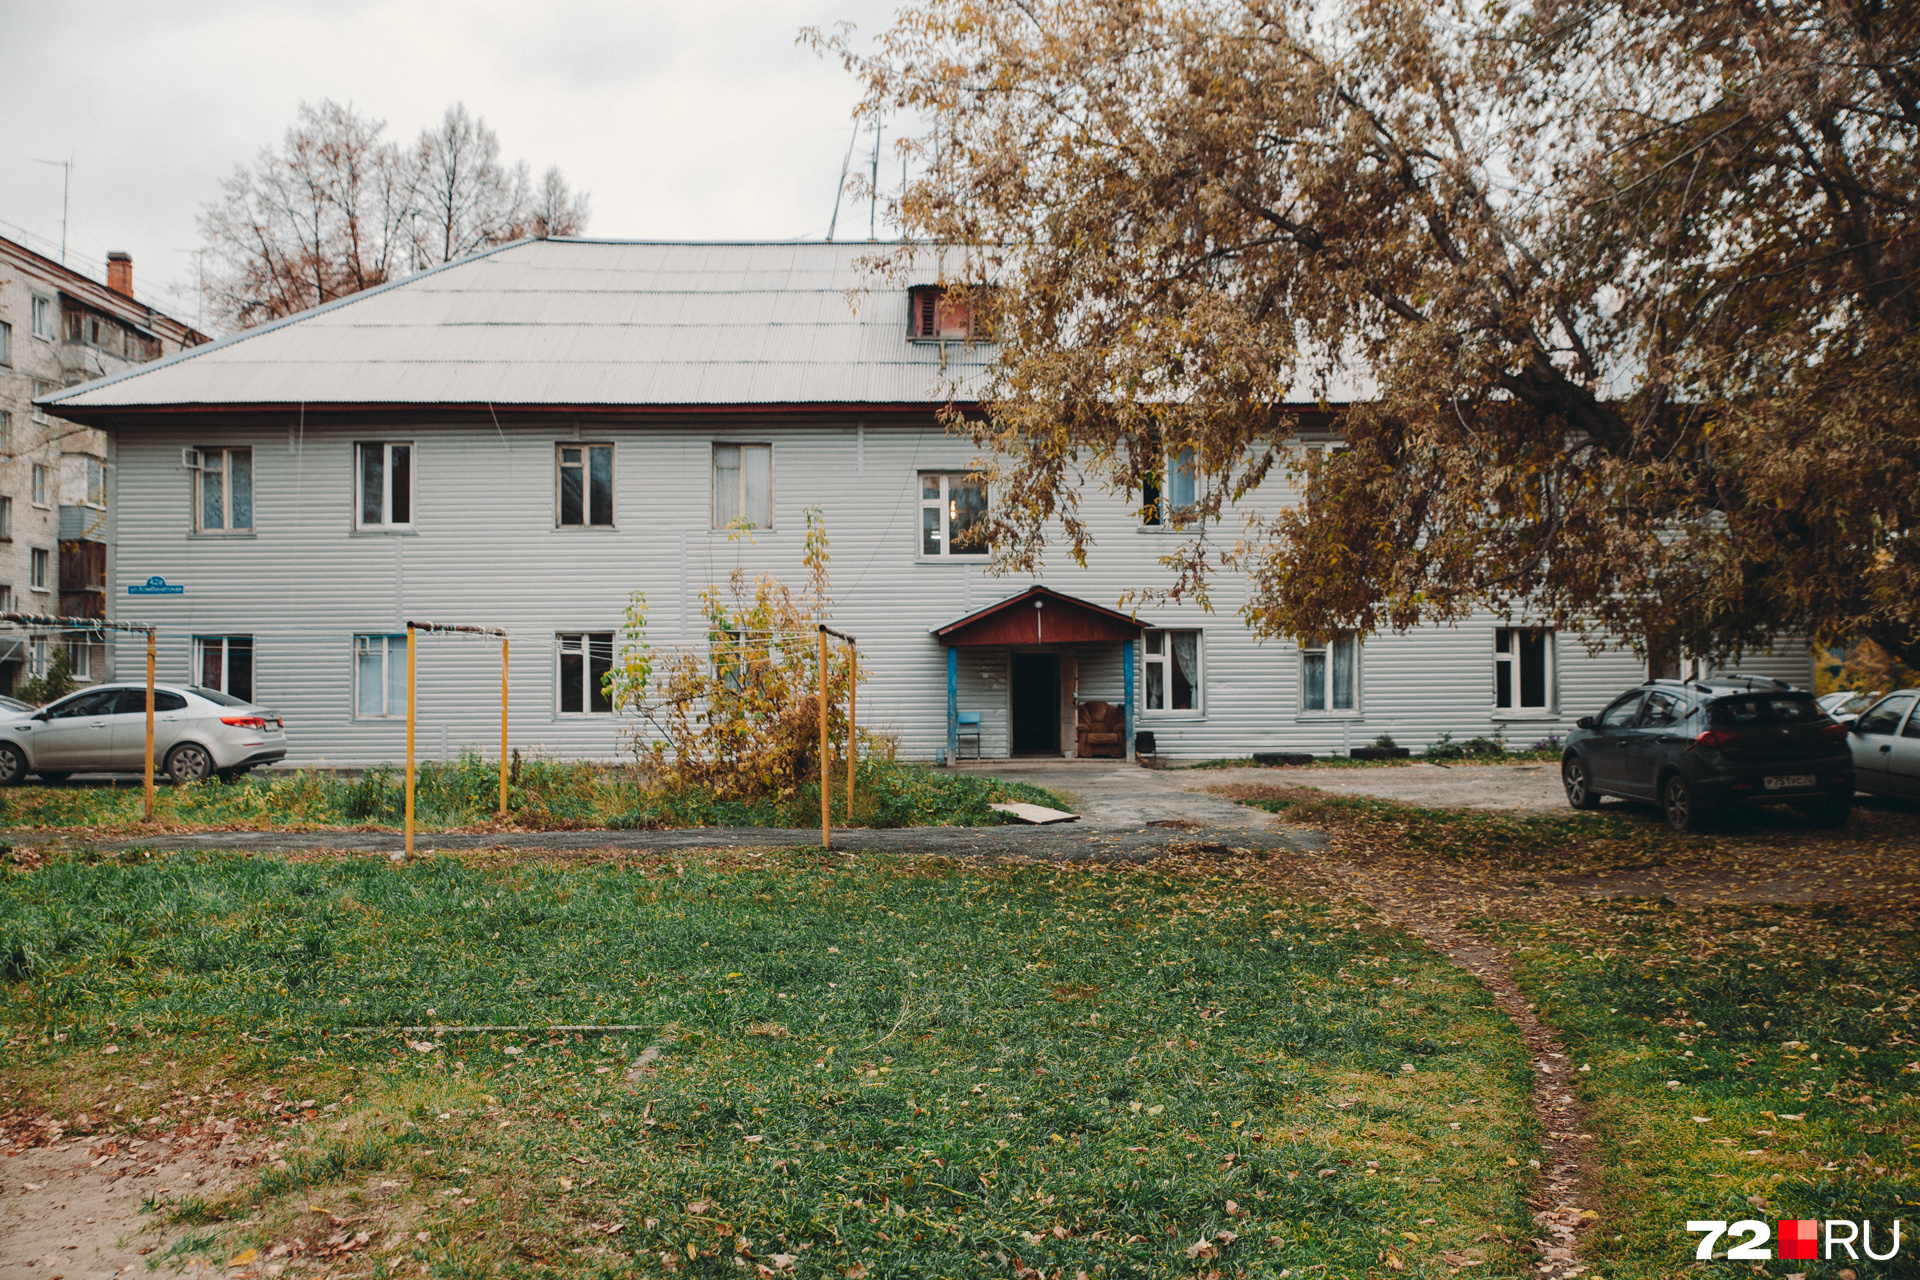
left=353, top=633, right=408, bottom=718
left=1300, top=633, right=1361, bottom=716
left=1139, top=444, right=1200, bottom=529
left=29, top=638, right=47, bottom=677
left=712, top=443, right=772, bottom=531
left=193, top=446, right=253, bottom=532
left=1142, top=628, right=1204, bottom=716
left=555, top=632, right=615, bottom=715
left=83, top=457, right=106, bottom=509
left=355, top=442, right=414, bottom=531
left=918, top=471, right=989, bottom=560
left=30, top=295, right=56, bottom=342
left=63, top=637, right=91, bottom=681
left=0, top=585, right=12, bottom=613
left=556, top=443, right=616, bottom=528
left=193, top=635, right=255, bottom=703
left=31, top=464, right=48, bottom=508
left=0, top=319, right=11, bottom=366
left=1494, top=626, right=1556, bottom=716
left=29, top=548, right=48, bottom=592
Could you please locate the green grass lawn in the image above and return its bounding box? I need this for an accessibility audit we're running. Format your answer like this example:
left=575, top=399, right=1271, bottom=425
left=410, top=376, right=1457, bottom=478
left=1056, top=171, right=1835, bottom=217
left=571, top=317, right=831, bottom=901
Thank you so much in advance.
left=2, top=847, right=1540, bottom=1278
left=1487, top=901, right=1919, bottom=1278
left=0, top=757, right=1068, bottom=834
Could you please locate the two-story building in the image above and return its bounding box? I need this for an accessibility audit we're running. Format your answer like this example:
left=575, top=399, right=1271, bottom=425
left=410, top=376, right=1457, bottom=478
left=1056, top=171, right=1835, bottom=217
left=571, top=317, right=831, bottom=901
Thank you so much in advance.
left=0, top=237, right=205, bottom=694
left=39, top=238, right=1809, bottom=766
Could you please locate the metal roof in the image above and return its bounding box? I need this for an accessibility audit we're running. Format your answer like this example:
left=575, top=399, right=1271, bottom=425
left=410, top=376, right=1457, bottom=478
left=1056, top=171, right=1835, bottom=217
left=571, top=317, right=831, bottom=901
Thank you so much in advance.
left=44, top=240, right=996, bottom=413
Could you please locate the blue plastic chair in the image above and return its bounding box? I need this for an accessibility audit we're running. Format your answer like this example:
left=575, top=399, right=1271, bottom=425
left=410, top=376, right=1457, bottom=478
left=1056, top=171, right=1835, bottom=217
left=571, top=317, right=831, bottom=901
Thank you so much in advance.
left=955, top=711, right=983, bottom=760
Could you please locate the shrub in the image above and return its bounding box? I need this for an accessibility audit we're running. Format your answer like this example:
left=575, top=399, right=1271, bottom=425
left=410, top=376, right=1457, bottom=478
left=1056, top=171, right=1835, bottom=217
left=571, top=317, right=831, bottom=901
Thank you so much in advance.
left=1370, top=733, right=1399, bottom=750
left=17, top=647, right=77, bottom=707
left=1460, top=734, right=1507, bottom=757
left=1422, top=731, right=1465, bottom=761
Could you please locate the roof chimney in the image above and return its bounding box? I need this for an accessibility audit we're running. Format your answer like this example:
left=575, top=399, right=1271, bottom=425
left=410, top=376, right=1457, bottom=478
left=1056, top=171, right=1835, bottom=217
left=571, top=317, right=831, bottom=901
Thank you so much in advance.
left=106, top=252, right=133, bottom=297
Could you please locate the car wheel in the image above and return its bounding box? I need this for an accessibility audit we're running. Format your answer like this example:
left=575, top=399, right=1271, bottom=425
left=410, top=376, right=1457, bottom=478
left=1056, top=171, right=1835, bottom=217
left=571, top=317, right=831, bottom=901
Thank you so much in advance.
left=165, top=742, right=214, bottom=786
left=1802, top=797, right=1852, bottom=829
left=1562, top=756, right=1602, bottom=810
left=0, top=743, right=27, bottom=787
left=33, top=771, right=71, bottom=784
left=1661, top=772, right=1710, bottom=832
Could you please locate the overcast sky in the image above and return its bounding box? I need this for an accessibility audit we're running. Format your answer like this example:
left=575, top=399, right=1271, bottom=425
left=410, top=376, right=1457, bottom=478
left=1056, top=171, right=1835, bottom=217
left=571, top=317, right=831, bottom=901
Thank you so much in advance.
left=0, top=0, right=900, bottom=330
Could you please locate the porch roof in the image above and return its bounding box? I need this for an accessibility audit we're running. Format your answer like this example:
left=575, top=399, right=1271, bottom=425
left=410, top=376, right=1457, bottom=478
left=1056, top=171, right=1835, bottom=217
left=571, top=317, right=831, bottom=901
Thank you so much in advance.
left=931, top=586, right=1144, bottom=647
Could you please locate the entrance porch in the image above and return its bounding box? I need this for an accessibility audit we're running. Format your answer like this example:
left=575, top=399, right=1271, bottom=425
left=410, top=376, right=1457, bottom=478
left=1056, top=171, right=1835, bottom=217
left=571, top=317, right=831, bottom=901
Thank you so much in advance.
left=930, top=586, right=1143, bottom=762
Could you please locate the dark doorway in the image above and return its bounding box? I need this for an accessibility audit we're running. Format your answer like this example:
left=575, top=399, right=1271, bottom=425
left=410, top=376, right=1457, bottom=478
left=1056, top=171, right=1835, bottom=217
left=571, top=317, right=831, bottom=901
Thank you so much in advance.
left=1009, top=652, right=1060, bottom=755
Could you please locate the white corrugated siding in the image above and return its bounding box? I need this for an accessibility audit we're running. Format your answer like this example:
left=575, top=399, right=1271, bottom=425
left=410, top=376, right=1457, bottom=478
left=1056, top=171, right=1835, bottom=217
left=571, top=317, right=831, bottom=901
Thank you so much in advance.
left=108, top=417, right=1812, bottom=766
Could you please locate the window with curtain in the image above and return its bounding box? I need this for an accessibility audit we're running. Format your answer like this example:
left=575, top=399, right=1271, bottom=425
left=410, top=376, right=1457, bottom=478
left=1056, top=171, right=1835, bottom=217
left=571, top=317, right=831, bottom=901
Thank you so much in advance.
left=194, top=447, right=253, bottom=531
left=355, top=634, right=407, bottom=717
left=714, top=444, right=772, bottom=530
left=1139, top=444, right=1199, bottom=526
left=194, top=635, right=254, bottom=702
left=1301, top=634, right=1359, bottom=713
left=1143, top=629, right=1201, bottom=712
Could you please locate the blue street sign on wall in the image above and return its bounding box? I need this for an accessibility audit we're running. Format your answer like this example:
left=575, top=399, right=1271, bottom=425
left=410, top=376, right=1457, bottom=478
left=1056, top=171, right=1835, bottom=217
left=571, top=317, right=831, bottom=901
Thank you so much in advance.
left=127, top=576, right=184, bottom=596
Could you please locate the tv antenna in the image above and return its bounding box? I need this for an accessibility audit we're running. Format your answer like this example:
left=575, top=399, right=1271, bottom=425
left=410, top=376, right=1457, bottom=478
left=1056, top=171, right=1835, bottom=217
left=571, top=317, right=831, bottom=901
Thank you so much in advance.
left=31, top=157, right=73, bottom=267
left=826, top=119, right=861, bottom=242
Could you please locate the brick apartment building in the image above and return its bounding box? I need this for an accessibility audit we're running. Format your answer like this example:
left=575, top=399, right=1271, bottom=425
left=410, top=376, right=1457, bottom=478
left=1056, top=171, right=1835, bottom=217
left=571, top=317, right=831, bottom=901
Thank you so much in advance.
left=0, top=236, right=205, bottom=694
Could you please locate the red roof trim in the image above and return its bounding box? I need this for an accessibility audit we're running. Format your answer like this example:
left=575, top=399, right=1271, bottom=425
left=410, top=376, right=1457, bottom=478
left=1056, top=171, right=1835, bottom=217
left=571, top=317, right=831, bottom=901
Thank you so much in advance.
left=931, top=585, right=1145, bottom=642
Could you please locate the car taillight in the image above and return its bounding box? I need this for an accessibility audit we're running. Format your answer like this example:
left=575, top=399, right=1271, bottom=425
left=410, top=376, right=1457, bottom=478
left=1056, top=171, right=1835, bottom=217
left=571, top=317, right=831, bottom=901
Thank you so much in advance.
left=1820, top=721, right=1851, bottom=740
left=1694, top=729, right=1746, bottom=749
left=221, top=715, right=267, bottom=729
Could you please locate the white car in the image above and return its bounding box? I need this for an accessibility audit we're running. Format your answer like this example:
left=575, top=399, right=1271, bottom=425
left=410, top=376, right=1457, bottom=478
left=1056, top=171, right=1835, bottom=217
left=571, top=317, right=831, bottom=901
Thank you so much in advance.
left=1817, top=690, right=1877, bottom=723
left=1847, top=690, right=1920, bottom=800
left=0, top=683, right=288, bottom=785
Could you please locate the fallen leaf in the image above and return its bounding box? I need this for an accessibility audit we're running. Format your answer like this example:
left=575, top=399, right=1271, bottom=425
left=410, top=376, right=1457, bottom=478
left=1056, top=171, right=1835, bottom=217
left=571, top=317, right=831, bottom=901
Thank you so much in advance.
left=1185, top=1239, right=1217, bottom=1260
left=228, top=1250, right=259, bottom=1266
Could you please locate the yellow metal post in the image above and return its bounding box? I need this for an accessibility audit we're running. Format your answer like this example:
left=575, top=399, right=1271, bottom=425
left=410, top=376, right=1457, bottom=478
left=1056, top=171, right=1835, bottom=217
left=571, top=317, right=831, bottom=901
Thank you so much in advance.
left=819, top=625, right=830, bottom=848
left=405, top=623, right=417, bottom=859
left=499, top=635, right=509, bottom=819
left=845, top=641, right=856, bottom=816
left=143, top=630, right=156, bottom=821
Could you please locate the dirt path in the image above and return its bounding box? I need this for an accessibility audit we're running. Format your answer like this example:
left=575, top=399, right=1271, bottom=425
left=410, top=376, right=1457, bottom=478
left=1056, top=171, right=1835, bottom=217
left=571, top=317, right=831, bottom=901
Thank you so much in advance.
left=1289, top=858, right=1596, bottom=1280
left=1, top=1119, right=251, bottom=1278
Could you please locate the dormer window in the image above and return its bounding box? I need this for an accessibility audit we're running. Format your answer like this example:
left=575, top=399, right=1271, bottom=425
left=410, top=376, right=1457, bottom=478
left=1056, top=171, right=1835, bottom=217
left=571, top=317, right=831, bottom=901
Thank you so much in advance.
left=908, top=284, right=985, bottom=341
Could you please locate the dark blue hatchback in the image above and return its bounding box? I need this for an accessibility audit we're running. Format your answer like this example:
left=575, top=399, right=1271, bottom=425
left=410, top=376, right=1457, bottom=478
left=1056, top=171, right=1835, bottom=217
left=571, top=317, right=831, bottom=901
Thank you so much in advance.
left=1561, top=675, right=1854, bottom=831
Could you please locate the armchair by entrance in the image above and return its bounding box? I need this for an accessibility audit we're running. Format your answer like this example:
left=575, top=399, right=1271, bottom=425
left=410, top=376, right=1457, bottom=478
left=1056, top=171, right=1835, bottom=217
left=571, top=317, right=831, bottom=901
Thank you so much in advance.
left=1076, top=700, right=1126, bottom=758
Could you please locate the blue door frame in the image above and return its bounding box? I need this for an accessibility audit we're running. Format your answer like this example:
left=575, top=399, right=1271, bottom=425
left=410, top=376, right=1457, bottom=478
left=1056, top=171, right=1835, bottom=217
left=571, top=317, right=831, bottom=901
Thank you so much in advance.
left=944, top=641, right=1136, bottom=762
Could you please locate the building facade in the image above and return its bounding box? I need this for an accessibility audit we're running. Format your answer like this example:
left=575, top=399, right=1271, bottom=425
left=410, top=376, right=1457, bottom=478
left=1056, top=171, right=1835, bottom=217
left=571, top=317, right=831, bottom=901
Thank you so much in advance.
left=0, top=237, right=204, bottom=694
left=42, top=239, right=1809, bottom=766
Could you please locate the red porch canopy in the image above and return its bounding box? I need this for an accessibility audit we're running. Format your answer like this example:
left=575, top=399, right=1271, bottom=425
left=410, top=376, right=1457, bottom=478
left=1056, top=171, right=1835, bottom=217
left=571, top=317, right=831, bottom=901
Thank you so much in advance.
left=931, top=585, right=1143, bottom=648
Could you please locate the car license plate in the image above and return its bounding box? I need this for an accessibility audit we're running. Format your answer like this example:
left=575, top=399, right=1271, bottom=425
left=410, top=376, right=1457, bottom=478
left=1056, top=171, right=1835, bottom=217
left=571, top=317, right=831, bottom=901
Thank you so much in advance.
left=1764, top=774, right=1816, bottom=790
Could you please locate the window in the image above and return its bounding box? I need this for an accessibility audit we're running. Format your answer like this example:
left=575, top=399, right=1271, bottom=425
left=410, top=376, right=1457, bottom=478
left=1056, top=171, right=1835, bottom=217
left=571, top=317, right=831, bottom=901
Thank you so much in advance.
left=1494, top=627, right=1554, bottom=712
left=557, top=632, right=613, bottom=714
left=29, top=639, right=46, bottom=677
left=1639, top=688, right=1685, bottom=727
left=1140, top=444, right=1199, bottom=527
left=62, top=637, right=91, bottom=681
left=1302, top=634, right=1359, bottom=713
left=30, top=548, right=48, bottom=592
left=30, top=296, right=55, bottom=341
left=557, top=444, right=614, bottom=527
left=906, top=284, right=985, bottom=340
left=0, top=320, right=10, bottom=365
left=194, top=447, right=252, bottom=531
left=31, top=465, right=47, bottom=507
left=194, top=635, right=254, bottom=703
left=0, top=497, right=11, bottom=540
left=920, top=472, right=988, bottom=558
left=354, top=634, right=408, bottom=717
left=0, top=410, right=11, bottom=451
left=115, top=689, right=187, bottom=714
left=84, top=457, right=106, bottom=508
left=1143, top=629, right=1201, bottom=713
left=713, top=444, right=771, bottom=530
left=1597, top=692, right=1644, bottom=728
left=357, top=442, right=413, bottom=529
left=0, top=586, right=12, bottom=613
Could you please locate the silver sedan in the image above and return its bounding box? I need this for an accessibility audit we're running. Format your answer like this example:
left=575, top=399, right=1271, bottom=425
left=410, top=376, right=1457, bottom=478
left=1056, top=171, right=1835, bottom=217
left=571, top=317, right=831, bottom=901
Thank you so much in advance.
left=1846, top=690, right=1920, bottom=800
left=0, top=683, right=288, bottom=785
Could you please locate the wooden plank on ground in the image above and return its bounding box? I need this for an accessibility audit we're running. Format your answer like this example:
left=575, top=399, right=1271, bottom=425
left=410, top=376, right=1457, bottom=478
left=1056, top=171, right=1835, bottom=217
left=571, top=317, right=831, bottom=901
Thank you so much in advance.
left=990, top=802, right=1080, bottom=824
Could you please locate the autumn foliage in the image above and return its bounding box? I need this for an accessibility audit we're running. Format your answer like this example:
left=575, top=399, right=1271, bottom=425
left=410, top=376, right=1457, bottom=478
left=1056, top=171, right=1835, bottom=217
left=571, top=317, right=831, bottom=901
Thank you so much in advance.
left=606, top=509, right=860, bottom=802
